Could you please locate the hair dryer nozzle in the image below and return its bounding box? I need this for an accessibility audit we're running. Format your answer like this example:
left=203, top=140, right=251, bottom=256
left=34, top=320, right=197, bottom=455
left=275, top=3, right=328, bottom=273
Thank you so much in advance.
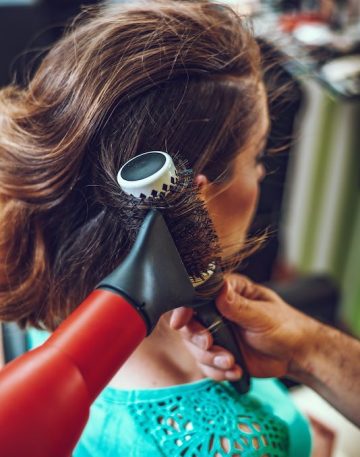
left=98, top=210, right=195, bottom=333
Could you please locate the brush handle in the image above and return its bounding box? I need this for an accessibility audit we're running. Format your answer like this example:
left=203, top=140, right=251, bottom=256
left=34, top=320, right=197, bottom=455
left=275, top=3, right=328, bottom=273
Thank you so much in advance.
left=196, top=301, right=250, bottom=394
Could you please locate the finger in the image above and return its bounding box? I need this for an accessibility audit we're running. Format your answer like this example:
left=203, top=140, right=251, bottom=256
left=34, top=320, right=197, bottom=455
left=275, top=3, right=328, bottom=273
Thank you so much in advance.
left=182, top=340, right=236, bottom=369
left=179, top=319, right=213, bottom=350
left=225, top=273, right=252, bottom=295
left=216, top=281, right=267, bottom=330
left=197, top=363, right=243, bottom=382
left=227, top=273, right=280, bottom=302
left=169, top=307, right=194, bottom=330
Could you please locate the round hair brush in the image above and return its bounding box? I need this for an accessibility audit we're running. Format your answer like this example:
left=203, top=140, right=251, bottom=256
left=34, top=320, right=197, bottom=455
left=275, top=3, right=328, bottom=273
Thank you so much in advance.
left=116, top=151, right=221, bottom=286
left=117, top=150, right=250, bottom=394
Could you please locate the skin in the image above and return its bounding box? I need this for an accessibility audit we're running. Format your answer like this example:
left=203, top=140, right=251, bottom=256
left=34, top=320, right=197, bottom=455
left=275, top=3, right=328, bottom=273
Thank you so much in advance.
left=171, top=274, right=360, bottom=427
left=197, top=117, right=267, bottom=257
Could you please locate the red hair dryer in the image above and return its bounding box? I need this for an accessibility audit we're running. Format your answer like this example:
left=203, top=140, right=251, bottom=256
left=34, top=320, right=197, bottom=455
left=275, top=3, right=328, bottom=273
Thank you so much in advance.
left=0, top=210, right=195, bottom=457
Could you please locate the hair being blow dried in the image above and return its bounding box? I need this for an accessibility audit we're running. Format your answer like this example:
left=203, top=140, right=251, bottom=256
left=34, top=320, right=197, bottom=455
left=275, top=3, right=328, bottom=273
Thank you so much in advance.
left=0, top=1, right=262, bottom=330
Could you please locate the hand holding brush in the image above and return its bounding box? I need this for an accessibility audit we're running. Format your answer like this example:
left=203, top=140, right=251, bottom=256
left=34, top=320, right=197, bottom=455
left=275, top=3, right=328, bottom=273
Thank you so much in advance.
left=117, top=150, right=250, bottom=394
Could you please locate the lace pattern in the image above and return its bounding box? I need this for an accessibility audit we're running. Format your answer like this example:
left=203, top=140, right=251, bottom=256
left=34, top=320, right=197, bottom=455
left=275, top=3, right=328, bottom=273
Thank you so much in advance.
left=128, top=381, right=289, bottom=457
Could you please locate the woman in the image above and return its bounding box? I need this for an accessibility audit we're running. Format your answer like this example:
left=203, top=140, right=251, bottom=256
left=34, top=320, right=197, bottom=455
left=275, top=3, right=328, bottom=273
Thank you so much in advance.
left=0, top=1, right=311, bottom=456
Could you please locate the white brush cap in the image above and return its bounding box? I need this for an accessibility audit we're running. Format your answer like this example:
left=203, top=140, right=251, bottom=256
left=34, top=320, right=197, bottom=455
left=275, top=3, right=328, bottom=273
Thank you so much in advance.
left=117, top=151, right=178, bottom=199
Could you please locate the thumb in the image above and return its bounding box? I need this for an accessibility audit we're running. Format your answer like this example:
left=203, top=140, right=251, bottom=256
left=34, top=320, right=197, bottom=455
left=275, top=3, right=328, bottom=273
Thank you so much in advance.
left=216, top=281, right=268, bottom=331
left=169, top=307, right=194, bottom=330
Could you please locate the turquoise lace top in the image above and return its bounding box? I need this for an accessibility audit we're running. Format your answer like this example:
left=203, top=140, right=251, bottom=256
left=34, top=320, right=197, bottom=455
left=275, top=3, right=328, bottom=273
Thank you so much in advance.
left=28, top=329, right=312, bottom=457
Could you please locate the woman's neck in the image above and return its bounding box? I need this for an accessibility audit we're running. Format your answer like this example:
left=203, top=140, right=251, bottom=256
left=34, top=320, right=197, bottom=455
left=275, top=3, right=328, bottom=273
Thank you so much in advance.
left=108, top=315, right=204, bottom=390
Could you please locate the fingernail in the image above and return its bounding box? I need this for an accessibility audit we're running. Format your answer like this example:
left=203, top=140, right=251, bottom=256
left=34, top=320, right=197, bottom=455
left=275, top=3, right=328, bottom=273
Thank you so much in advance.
left=214, top=355, right=232, bottom=369
left=191, top=335, right=207, bottom=349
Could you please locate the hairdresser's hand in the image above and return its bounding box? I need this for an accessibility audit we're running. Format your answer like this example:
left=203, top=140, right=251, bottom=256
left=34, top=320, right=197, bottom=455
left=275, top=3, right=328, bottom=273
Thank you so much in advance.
left=170, top=273, right=310, bottom=381
left=171, top=274, right=360, bottom=426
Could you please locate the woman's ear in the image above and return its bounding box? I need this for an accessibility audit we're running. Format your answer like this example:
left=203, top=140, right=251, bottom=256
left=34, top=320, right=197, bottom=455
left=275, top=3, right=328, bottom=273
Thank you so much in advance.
left=194, top=174, right=210, bottom=201
left=194, top=174, right=209, bottom=188
left=194, top=174, right=210, bottom=200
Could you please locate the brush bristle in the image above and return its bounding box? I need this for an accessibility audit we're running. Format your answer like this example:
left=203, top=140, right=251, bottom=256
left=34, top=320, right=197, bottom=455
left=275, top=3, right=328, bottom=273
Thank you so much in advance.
left=120, top=159, right=222, bottom=283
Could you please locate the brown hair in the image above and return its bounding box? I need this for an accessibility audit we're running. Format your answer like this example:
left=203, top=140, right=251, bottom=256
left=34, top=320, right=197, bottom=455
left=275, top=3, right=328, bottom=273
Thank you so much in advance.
left=0, top=0, right=263, bottom=330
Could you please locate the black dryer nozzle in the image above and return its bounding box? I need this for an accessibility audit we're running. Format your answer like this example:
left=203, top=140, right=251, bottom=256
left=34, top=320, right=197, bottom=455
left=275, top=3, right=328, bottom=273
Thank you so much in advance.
left=97, top=210, right=195, bottom=333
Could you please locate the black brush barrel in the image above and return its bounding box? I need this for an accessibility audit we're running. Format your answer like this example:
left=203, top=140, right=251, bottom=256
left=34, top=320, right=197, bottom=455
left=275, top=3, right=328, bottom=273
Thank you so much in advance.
left=196, top=301, right=250, bottom=394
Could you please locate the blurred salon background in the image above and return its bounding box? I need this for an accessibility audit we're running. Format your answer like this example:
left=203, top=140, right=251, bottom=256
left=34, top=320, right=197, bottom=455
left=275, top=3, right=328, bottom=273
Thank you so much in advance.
left=0, top=0, right=359, bottom=455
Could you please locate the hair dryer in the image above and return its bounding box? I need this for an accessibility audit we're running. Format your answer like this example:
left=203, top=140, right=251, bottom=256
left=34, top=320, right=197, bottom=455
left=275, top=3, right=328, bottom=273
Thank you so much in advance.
left=0, top=210, right=194, bottom=457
